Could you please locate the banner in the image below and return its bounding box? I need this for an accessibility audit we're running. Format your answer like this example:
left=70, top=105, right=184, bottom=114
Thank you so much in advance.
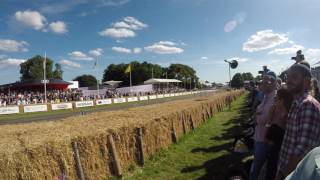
left=24, top=105, right=48, bottom=113
left=157, top=94, right=164, bottom=98
left=164, top=94, right=170, bottom=97
left=127, top=97, right=138, bottom=102
left=96, top=99, right=112, bottom=105
left=113, top=98, right=126, bottom=104
left=51, top=103, right=73, bottom=110
left=139, top=96, right=148, bottom=101
left=0, top=106, right=20, bottom=115
left=170, top=93, right=175, bottom=97
left=149, top=95, right=157, bottom=99
left=75, top=101, right=94, bottom=108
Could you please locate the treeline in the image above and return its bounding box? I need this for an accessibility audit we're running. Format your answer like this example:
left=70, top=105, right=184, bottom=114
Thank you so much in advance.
left=18, top=56, right=199, bottom=88
left=102, top=61, right=198, bottom=87
left=230, top=72, right=255, bottom=88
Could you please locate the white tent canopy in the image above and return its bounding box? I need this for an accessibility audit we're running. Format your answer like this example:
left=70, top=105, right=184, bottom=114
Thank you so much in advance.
left=103, top=80, right=123, bottom=85
left=144, top=78, right=181, bottom=84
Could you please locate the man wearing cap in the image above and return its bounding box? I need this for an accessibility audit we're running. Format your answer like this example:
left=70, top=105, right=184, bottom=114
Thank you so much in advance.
left=275, top=61, right=320, bottom=180
left=249, top=71, right=278, bottom=180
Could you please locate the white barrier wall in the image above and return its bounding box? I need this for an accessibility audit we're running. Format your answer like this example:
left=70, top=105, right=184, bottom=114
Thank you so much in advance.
left=75, top=101, right=94, bottom=108
left=139, top=96, right=148, bottom=101
left=157, top=94, right=164, bottom=98
left=0, top=106, right=20, bottom=115
left=52, top=103, right=73, bottom=110
left=113, top=98, right=126, bottom=104
left=0, top=91, right=208, bottom=115
left=96, top=99, right=112, bottom=105
left=24, top=105, right=48, bottom=113
left=127, top=97, right=138, bottom=102
left=149, top=95, right=157, bottom=99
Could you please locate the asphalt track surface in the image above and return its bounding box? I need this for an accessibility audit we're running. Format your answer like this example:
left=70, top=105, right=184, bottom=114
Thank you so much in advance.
left=0, top=91, right=217, bottom=126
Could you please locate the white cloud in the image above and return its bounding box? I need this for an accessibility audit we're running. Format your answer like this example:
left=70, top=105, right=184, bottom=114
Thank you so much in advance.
left=100, top=0, right=131, bottom=6
left=68, top=51, right=94, bottom=61
left=113, top=17, right=147, bottom=30
left=0, top=58, right=25, bottom=67
left=99, top=16, right=147, bottom=39
left=49, top=21, right=68, bottom=34
left=133, top=48, right=142, bottom=54
left=14, top=10, right=47, bottom=30
left=0, top=39, right=29, bottom=52
left=144, top=41, right=184, bottom=54
left=99, top=28, right=136, bottom=38
left=158, top=41, right=176, bottom=46
left=123, top=16, right=148, bottom=30
left=243, top=30, right=288, bottom=52
left=89, top=48, right=103, bottom=57
left=224, top=12, right=246, bottom=33
left=112, top=47, right=132, bottom=54
left=227, top=57, right=249, bottom=62
left=60, top=59, right=81, bottom=68
left=268, top=45, right=305, bottom=55
left=201, top=57, right=208, bottom=60
left=305, top=48, right=320, bottom=63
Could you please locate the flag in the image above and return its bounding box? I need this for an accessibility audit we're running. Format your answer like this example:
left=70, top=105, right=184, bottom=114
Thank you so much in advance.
left=93, top=59, right=97, bottom=69
left=125, top=64, right=131, bottom=74
left=93, top=60, right=97, bottom=68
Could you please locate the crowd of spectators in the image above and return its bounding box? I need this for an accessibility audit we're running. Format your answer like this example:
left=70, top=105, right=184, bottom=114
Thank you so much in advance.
left=0, top=86, right=189, bottom=106
left=0, top=89, right=83, bottom=106
left=243, top=59, right=320, bottom=180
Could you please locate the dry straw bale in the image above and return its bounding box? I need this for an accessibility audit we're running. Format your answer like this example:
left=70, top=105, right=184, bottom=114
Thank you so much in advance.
left=0, top=90, right=244, bottom=179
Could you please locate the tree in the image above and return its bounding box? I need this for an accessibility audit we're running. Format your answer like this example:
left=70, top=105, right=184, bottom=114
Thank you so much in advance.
left=241, top=72, right=254, bottom=81
left=231, top=73, right=244, bottom=88
left=20, top=55, right=63, bottom=81
left=73, top=74, right=97, bottom=87
left=167, top=64, right=198, bottom=89
left=102, top=61, right=199, bottom=88
left=53, top=63, right=63, bottom=80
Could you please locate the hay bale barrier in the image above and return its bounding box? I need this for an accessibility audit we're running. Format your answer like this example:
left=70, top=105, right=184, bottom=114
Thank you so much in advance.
left=0, top=90, right=244, bottom=179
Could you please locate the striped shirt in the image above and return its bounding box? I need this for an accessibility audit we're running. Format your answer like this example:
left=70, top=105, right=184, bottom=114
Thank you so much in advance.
left=277, top=92, right=320, bottom=174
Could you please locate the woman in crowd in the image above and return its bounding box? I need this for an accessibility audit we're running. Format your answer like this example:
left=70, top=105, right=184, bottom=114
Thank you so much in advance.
left=264, top=87, right=293, bottom=180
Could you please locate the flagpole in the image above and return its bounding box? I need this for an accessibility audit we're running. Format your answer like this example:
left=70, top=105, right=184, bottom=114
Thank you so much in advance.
left=152, top=67, right=154, bottom=79
left=130, top=64, right=132, bottom=95
left=96, top=56, right=99, bottom=99
left=43, top=52, right=47, bottom=104
left=166, top=72, right=168, bottom=90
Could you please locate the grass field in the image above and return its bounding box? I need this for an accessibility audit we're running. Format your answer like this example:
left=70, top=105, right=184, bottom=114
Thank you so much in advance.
left=116, top=94, right=248, bottom=180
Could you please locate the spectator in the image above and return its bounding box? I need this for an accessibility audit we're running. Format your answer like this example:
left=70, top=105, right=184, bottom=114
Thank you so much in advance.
left=275, top=62, right=320, bottom=180
left=249, top=71, right=278, bottom=180
left=264, top=87, right=293, bottom=180
left=284, top=146, right=320, bottom=180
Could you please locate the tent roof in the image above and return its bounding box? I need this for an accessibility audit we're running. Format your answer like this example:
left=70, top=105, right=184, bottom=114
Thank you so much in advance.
left=144, top=78, right=182, bottom=84
left=103, top=80, right=123, bottom=85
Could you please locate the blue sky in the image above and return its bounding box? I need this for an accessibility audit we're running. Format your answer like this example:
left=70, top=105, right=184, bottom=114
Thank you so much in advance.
left=1, top=0, right=320, bottom=84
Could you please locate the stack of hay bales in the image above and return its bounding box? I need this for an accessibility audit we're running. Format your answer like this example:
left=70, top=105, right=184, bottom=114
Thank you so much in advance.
left=0, top=90, right=243, bottom=179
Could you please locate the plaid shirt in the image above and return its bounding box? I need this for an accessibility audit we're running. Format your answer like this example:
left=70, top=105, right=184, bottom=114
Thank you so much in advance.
left=277, top=92, right=320, bottom=174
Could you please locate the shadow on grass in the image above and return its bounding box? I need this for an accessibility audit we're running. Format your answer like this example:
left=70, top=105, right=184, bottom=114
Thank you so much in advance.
left=181, top=98, right=252, bottom=180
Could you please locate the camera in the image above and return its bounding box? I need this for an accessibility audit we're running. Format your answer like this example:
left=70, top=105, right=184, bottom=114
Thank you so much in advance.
left=291, top=50, right=304, bottom=62
left=258, top=66, right=269, bottom=75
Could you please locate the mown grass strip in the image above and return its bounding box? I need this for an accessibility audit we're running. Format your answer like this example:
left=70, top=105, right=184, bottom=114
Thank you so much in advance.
left=116, top=95, right=247, bottom=180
